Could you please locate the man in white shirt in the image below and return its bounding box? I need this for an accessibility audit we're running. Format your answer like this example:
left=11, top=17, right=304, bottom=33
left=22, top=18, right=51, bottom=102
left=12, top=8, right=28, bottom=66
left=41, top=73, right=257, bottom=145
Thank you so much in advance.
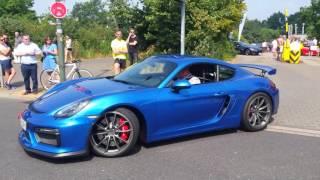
left=15, top=35, right=42, bottom=95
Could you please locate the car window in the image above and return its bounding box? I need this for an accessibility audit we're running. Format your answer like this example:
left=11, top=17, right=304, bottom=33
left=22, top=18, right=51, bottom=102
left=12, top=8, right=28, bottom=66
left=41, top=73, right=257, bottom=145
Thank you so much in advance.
left=171, top=63, right=218, bottom=85
left=114, top=60, right=177, bottom=87
left=218, top=65, right=235, bottom=81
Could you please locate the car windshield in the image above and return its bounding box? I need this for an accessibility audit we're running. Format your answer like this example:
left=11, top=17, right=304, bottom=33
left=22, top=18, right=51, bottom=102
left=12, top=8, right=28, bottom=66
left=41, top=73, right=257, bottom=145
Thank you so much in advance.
left=113, top=60, right=177, bottom=87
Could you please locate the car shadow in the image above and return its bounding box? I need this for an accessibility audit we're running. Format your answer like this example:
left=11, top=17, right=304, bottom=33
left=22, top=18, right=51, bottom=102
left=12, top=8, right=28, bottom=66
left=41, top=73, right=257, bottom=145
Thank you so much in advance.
left=142, top=129, right=238, bottom=149
left=25, top=145, right=142, bottom=164
left=25, top=150, right=95, bottom=164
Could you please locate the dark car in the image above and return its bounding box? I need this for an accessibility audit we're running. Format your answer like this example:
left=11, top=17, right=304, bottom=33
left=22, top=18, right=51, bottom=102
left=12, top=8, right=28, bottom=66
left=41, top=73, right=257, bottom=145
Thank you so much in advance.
left=234, top=41, right=262, bottom=55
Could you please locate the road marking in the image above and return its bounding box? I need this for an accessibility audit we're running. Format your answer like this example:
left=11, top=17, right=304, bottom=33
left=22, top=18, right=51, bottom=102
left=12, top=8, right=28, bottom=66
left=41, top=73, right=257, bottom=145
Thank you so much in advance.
left=302, top=60, right=320, bottom=66
left=267, top=125, right=320, bottom=138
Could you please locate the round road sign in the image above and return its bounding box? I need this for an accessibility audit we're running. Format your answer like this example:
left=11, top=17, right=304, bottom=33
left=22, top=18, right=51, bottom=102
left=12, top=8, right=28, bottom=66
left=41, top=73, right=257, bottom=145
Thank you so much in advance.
left=50, top=2, right=67, bottom=19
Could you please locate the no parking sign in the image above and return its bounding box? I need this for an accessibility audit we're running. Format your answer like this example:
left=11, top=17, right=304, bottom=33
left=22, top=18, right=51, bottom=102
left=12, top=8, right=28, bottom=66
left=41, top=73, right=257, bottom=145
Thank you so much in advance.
left=50, top=2, right=67, bottom=19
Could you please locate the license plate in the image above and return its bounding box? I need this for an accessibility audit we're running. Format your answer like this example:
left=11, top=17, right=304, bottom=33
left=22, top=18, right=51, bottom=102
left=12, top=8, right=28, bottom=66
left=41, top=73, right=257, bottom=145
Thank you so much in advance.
left=20, top=117, right=27, bottom=131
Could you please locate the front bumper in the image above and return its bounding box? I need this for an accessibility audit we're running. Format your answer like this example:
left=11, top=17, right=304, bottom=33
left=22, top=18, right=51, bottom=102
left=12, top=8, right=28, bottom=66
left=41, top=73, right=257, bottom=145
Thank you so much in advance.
left=18, top=110, right=95, bottom=158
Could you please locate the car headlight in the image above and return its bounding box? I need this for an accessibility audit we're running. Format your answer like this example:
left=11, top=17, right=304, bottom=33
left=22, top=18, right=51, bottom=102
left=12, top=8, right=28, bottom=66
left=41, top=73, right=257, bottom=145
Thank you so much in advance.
left=55, top=100, right=90, bottom=118
left=250, top=48, right=256, bottom=51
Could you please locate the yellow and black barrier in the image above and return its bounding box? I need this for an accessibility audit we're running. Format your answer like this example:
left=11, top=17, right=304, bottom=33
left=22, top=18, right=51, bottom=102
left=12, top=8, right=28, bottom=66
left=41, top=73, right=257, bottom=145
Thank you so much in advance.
left=289, top=50, right=301, bottom=64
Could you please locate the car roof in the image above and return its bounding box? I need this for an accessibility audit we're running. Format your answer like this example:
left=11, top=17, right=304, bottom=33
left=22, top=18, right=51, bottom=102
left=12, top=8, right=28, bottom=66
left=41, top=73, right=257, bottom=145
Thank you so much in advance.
left=146, top=55, right=236, bottom=68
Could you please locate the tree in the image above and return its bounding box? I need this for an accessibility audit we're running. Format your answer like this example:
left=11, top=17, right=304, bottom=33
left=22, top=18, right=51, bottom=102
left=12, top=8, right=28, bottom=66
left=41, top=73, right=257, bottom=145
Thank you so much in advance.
left=72, top=0, right=107, bottom=25
left=142, top=0, right=246, bottom=58
left=186, top=0, right=245, bottom=58
left=142, top=0, right=181, bottom=53
left=300, top=0, right=320, bottom=38
left=263, top=12, right=284, bottom=30
left=0, top=0, right=36, bottom=18
left=242, top=19, right=279, bottom=43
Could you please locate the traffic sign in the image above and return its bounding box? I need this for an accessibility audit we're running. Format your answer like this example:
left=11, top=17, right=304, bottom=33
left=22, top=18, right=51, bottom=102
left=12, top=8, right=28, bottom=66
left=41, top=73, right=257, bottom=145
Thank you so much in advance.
left=50, top=2, right=67, bottom=19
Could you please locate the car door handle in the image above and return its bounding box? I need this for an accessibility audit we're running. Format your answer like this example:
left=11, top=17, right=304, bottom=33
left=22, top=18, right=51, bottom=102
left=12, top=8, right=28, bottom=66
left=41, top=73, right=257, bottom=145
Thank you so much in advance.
left=213, top=92, right=226, bottom=97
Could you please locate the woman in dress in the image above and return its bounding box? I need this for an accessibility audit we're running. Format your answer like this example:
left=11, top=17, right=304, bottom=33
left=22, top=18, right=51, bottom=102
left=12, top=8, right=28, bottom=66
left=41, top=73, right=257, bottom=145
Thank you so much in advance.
left=42, top=37, right=57, bottom=71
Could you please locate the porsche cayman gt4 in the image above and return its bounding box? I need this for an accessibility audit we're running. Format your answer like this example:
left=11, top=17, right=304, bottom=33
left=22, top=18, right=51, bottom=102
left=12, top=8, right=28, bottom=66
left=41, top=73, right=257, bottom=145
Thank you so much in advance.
left=19, top=55, right=279, bottom=158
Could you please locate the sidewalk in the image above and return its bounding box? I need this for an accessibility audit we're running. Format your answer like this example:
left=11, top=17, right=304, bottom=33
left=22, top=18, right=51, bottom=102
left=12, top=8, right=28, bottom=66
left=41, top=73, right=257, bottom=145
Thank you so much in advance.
left=0, top=57, right=114, bottom=101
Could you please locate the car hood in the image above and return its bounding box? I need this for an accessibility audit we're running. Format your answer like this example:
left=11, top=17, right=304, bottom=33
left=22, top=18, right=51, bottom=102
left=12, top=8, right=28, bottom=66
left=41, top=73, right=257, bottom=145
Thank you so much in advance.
left=30, top=78, right=143, bottom=113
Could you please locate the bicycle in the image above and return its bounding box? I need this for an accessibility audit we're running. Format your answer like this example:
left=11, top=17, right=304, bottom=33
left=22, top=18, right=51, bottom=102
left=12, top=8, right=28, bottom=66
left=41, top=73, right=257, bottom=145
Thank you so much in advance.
left=40, top=60, right=93, bottom=90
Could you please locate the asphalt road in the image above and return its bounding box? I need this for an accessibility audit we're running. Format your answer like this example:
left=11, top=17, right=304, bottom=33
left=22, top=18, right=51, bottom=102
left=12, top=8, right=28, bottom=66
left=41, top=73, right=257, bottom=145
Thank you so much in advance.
left=0, top=98, right=320, bottom=180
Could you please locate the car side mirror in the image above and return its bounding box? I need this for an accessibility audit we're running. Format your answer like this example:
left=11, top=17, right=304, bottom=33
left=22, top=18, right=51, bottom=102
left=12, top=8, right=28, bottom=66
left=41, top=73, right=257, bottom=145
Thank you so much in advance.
left=172, top=80, right=191, bottom=92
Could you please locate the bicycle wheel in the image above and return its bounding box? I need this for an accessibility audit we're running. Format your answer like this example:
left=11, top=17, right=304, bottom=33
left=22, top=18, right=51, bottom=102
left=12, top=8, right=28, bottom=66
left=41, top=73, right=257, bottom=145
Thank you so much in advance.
left=72, top=69, right=93, bottom=80
left=40, top=69, right=60, bottom=90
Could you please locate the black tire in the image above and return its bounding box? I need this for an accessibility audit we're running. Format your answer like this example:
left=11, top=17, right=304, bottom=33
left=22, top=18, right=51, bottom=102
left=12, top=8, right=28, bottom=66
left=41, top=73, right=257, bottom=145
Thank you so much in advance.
left=241, top=92, right=272, bottom=132
left=90, top=108, right=140, bottom=157
left=245, top=49, right=251, bottom=55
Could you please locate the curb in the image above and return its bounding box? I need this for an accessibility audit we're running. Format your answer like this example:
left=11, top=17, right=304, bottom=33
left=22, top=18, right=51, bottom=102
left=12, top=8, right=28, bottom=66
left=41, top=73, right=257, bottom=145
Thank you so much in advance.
left=0, top=88, right=43, bottom=101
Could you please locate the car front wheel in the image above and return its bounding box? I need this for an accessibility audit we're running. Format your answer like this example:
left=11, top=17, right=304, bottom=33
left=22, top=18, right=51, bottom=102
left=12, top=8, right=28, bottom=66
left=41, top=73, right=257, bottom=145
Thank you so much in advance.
left=245, top=49, right=251, bottom=55
left=90, top=108, right=140, bottom=157
left=242, top=93, right=272, bottom=132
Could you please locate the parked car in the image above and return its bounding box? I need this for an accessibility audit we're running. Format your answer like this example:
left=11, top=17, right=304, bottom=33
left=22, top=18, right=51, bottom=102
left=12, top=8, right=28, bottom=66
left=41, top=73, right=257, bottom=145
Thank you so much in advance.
left=19, top=55, right=279, bottom=158
left=234, top=41, right=262, bottom=55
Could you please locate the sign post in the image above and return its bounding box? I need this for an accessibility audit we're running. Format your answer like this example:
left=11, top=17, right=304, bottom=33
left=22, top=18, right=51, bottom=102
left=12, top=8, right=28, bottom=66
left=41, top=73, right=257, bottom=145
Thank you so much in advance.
left=51, top=1, right=67, bottom=82
left=180, top=0, right=185, bottom=56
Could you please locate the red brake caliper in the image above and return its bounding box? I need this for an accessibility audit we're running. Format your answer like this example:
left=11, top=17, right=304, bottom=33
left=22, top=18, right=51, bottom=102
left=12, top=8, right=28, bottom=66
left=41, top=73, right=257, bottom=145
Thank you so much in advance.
left=119, top=118, right=129, bottom=141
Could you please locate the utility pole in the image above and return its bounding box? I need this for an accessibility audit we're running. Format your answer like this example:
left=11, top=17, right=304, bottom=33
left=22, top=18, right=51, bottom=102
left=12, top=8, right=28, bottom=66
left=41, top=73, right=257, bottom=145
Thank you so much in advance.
left=302, top=23, right=305, bottom=35
left=284, top=9, right=289, bottom=38
left=295, top=24, right=297, bottom=35
left=180, top=0, right=185, bottom=56
left=55, top=0, right=66, bottom=82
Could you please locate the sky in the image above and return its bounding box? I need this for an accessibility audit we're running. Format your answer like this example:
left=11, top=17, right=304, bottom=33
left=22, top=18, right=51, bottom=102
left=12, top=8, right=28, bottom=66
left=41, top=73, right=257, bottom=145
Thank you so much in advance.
left=33, top=0, right=311, bottom=20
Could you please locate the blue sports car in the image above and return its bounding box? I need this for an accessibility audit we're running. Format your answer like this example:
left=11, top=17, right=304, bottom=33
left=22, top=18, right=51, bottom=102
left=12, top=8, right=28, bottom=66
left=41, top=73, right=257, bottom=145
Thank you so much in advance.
left=18, top=55, right=279, bottom=158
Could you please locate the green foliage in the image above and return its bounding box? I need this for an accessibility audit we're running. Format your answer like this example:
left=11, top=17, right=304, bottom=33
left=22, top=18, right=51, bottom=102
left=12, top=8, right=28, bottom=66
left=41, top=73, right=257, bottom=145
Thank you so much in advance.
left=263, top=12, right=284, bottom=30
left=0, top=0, right=36, bottom=18
left=0, top=0, right=248, bottom=60
left=242, top=19, right=280, bottom=43
left=142, top=0, right=246, bottom=59
left=299, top=0, right=320, bottom=39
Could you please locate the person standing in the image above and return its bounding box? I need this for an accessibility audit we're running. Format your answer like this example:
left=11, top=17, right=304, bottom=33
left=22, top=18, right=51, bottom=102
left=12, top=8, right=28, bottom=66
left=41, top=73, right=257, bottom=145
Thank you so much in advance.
left=0, top=35, right=16, bottom=89
left=126, top=28, right=138, bottom=66
left=277, top=36, right=284, bottom=61
left=272, top=39, right=278, bottom=58
left=111, top=30, right=127, bottom=75
left=65, top=35, right=73, bottom=63
left=42, top=37, right=58, bottom=71
left=13, top=31, right=22, bottom=64
left=15, top=35, right=42, bottom=95
left=14, top=32, right=22, bottom=48
left=312, top=37, right=317, bottom=46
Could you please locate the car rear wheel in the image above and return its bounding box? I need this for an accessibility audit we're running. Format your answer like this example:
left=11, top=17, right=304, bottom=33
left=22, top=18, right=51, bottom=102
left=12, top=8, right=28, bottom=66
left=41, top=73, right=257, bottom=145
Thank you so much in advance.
left=90, top=108, right=140, bottom=157
left=242, top=93, right=272, bottom=132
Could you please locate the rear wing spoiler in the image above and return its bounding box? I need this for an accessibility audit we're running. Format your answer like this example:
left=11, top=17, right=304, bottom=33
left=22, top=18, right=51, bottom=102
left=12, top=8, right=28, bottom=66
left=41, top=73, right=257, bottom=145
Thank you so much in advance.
left=237, top=64, right=277, bottom=76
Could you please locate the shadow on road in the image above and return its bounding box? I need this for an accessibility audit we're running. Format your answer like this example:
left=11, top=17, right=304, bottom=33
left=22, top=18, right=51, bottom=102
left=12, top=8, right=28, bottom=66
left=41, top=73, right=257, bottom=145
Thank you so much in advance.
left=142, top=129, right=238, bottom=149
left=24, top=143, right=142, bottom=164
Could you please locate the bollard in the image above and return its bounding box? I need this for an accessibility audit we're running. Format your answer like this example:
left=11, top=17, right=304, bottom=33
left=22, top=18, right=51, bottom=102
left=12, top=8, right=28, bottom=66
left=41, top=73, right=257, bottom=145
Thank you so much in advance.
left=289, top=50, right=301, bottom=64
left=282, top=39, right=291, bottom=62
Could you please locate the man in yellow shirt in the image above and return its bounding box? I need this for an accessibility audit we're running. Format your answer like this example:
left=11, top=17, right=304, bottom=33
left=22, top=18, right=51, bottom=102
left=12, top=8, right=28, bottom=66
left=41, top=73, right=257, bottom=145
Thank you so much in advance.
left=111, top=31, right=128, bottom=75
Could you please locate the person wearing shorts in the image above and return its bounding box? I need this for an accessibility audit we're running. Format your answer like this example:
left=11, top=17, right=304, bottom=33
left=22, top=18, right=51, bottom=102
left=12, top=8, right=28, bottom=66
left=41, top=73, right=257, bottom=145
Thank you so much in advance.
left=111, top=31, right=128, bottom=75
left=0, top=35, right=16, bottom=90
